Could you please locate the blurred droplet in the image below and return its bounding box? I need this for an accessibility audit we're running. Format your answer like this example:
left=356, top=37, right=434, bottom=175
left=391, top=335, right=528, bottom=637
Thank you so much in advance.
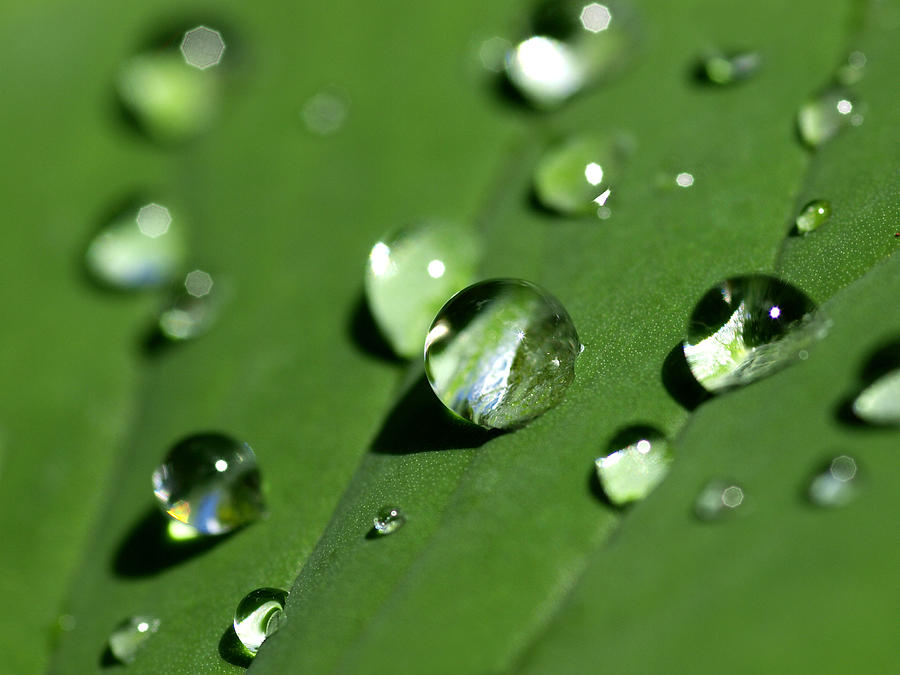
left=694, top=480, right=745, bottom=521
left=797, top=88, right=861, bottom=148
left=795, top=199, right=832, bottom=234
left=594, top=427, right=672, bottom=505
left=852, top=369, right=900, bottom=425
left=108, top=616, right=160, bottom=664
left=373, top=506, right=406, bottom=535
left=835, top=50, right=866, bottom=86
left=808, top=455, right=860, bottom=507
left=233, top=588, right=288, bottom=656
left=180, top=26, right=226, bottom=70
left=425, top=279, right=581, bottom=429
left=158, top=269, right=224, bottom=341
left=301, top=88, right=349, bottom=136
left=700, top=51, right=760, bottom=85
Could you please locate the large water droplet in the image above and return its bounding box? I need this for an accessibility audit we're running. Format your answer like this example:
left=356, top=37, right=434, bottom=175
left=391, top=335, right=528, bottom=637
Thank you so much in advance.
left=852, top=369, right=900, bottom=425
left=373, top=505, right=406, bottom=535
left=699, top=51, right=760, bottom=85
left=808, top=455, right=860, bottom=507
left=365, top=222, right=480, bottom=359
left=594, top=427, right=672, bottom=505
left=425, top=279, right=581, bottom=429
left=795, top=199, right=832, bottom=234
left=108, top=616, right=160, bottom=664
left=158, top=269, right=224, bottom=341
left=233, top=588, right=288, bottom=656
left=85, top=202, right=186, bottom=290
left=683, top=275, right=826, bottom=393
left=533, top=134, right=629, bottom=215
left=797, top=88, right=861, bottom=149
left=694, top=480, right=745, bottom=521
left=152, top=433, right=265, bottom=535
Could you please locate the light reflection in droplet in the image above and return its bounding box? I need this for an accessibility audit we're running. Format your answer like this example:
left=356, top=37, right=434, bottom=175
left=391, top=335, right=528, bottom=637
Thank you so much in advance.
left=836, top=99, right=853, bottom=115
left=675, top=172, right=694, bottom=188
left=426, top=259, right=446, bottom=279
left=584, top=162, right=604, bottom=185
left=301, top=89, right=349, bottom=136
left=505, top=36, right=585, bottom=107
left=136, top=203, right=171, bottom=238
left=180, top=26, right=226, bottom=70
left=579, top=3, right=612, bottom=33
left=369, top=242, right=392, bottom=277
left=593, top=188, right=611, bottom=206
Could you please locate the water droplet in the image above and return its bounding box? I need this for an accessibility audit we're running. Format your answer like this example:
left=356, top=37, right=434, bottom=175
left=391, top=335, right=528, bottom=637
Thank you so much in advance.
left=594, top=427, right=672, bottom=505
left=301, top=88, right=349, bottom=135
left=683, top=275, right=826, bottom=393
left=808, top=455, right=860, bottom=507
left=116, top=48, right=221, bottom=143
left=108, top=616, right=160, bottom=664
left=158, top=269, right=224, bottom=341
left=835, top=50, right=866, bottom=86
left=694, top=480, right=745, bottom=521
left=365, top=222, right=480, bottom=359
left=85, top=203, right=186, bottom=290
left=425, top=279, right=581, bottom=429
left=180, top=26, right=226, bottom=70
left=797, top=88, right=861, bottom=148
left=852, top=369, right=900, bottom=425
left=233, top=588, right=288, bottom=656
left=152, top=433, right=265, bottom=535
left=795, top=199, right=832, bottom=234
left=373, top=505, right=406, bottom=535
left=700, top=51, right=760, bottom=85
left=533, top=134, right=630, bottom=215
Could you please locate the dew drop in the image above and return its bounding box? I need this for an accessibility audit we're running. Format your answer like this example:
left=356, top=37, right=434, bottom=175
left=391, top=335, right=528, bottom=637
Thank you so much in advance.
left=425, top=279, right=581, bottom=430
left=365, top=222, right=480, bottom=359
left=852, top=369, right=900, bottom=425
left=373, top=505, right=406, bottom=535
left=151, top=433, right=265, bottom=535
left=797, top=88, right=861, bottom=149
left=85, top=202, right=186, bottom=290
left=795, top=199, right=832, bottom=234
left=594, top=427, right=672, bottom=505
left=683, top=275, right=826, bottom=393
left=233, top=588, right=288, bottom=656
left=107, top=616, right=160, bottom=664
left=808, top=455, right=860, bottom=507
left=699, top=51, right=760, bottom=85
left=158, top=269, right=224, bottom=341
left=694, top=480, right=745, bottom=521
left=533, top=134, right=630, bottom=215
left=180, top=26, right=226, bottom=70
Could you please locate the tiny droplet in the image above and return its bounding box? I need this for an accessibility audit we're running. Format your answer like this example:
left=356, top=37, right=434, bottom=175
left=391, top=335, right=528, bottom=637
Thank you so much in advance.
left=795, top=199, right=832, bottom=234
left=108, top=616, right=160, bottom=664
left=700, top=51, right=761, bottom=85
left=808, top=455, right=860, bottom=507
left=694, top=480, right=745, bottom=521
left=594, top=427, right=673, bottom=505
left=797, top=88, right=861, bottom=148
left=373, top=505, right=406, bottom=535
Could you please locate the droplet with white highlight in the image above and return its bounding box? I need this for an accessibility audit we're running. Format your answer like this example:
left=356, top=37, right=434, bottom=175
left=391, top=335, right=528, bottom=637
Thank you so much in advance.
left=694, top=480, right=746, bottom=521
left=107, top=616, right=160, bottom=664
left=797, top=88, right=862, bottom=148
left=594, top=427, right=672, bottom=505
left=233, top=588, right=288, bottom=656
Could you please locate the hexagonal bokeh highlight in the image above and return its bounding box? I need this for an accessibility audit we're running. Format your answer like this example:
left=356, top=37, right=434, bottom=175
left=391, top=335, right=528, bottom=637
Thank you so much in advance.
left=180, top=26, right=225, bottom=70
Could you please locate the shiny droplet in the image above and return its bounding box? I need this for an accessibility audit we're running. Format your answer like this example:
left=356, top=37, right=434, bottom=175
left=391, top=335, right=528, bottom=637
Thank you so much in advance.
left=852, top=369, right=900, bottom=425
left=233, top=588, right=288, bottom=656
left=365, top=222, right=480, bottom=359
left=795, top=199, right=832, bottom=234
left=683, top=275, right=826, bottom=393
left=158, top=269, right=223, bottom=341
left=700, top=51, right=760, bottom=85
left=373, top=505, right=406, bottom=535
left=594, top=427, right=672, bottom=505
left=152, top=433, right=265, bottom=535
left=108, top=616, right=160, bottom=664
left=808, top=455, right=860, bottom=507
left=694, top=480, right=745, bottom=521
left=85, top=202, right=186, bottom=290
left=425, top=279, right=581, bottom=430
left=533, top=134, right=629, bottom=215
left=797, top=88, right=861, bottom=149
left=180, top=26, right=226, bottom=70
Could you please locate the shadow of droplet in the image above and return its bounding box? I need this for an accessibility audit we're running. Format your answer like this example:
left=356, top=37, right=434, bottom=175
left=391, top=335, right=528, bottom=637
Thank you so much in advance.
left=99, top=645, right=120, bottom=668
left=835, top=337, right=900, bottom=427
left=587, top=464, right=616, bottom=509
left=661, top=342, right=711, bottom=412
left=370, top=375, right=501, bottom=454
left=112, top=507, right=233, bottom=578
left=364, top=526, right=382, bottom=540
left=218, top=625, right=253, bottom=669
left=347, top=291, right=404, bottom=364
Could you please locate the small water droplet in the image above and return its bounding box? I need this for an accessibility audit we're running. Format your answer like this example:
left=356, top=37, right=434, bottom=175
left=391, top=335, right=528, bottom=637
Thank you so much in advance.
left=365, top=222, right=480, bottom=359
left=158, top=269, right=224, bottom=341
left=425, top=279, right=581, bottom=429
left=683, top=275, right=826, bottom=392
left=594, top=427, right=672, bottom=505
left=108, top=616, right=160, bottom=664
left=152, top=433, right=265, bottom=535
left=797, top=88, right=861, bottom=148
left=835, top=50, right=866, bottom=86
left=699, top=51, right=760, bottom=85
left=808, top=455, right=860, bottom=507
left=180, top=26, right=226, bottom=70
left=533, top=134, right=630, bottom=215
left=233, top=588, right=288, bottom=656
left=373, top=505, right=406, bottom=535
left=301, top=87, right=349, bottom=135
left=85, top=203, right=186, bottom=290
left=852, top=369, right=900, bottom=425
left=795, top=199, right=832, bottom=234
left=694, top=480, right=745, bottom=521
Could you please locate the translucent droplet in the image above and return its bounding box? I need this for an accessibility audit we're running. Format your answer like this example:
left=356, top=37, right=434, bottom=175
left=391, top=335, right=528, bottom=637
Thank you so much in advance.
left=852, top=369, right=900, bottom=425
left=152, top=433, right=265, bottom=535
left=795, top=199, right=832, bottom=234
left=108, top=616, right=160, bottom=664
left=533, top=134, right=629, bottom=215
left=835, top=50, right=866, bottom=86
left=797, top=88, right=860, bottom=149
left=425, top=279, right=581, bottom=429
left=158, top=269, right=223, bottom=341
left=365, top=222, right=480, bottom=359
left=700, top=51, right=760, bottom=85
left=594, top=428, right=672, bottom=505
left=808, top=455, right=860, bottom=507
left=233, top=588, right=288, bottom=656
left=373, top=506, right=406, bottom=535
left=301, top=88, right=349, bottom=136
left=85, top=203, right=186, bottom=290
left=117, top=51, right=220, bottom=143
left=694, top=480, right=745, bottom=521
left=180, top=26, right=226, bottom=70
left=683, top=275, right=826, bottom=393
